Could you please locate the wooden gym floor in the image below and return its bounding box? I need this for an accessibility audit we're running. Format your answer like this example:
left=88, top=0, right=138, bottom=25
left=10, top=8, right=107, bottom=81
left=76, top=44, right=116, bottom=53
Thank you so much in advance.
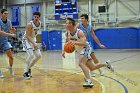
left=0, top=49, right=140, bottom=93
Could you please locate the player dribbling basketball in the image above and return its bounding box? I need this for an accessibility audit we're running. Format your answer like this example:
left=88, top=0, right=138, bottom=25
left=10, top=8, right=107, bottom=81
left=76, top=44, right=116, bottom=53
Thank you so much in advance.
left=62, top=17, right=114, bottom=88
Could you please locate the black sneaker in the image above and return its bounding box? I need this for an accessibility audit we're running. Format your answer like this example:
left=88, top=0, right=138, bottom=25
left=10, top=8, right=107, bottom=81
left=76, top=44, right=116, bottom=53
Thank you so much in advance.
left=23, top=72, right=30, bottom=80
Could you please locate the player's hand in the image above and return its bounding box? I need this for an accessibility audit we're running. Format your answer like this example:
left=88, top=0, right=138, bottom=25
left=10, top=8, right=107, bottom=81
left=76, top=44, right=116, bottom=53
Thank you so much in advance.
left=33, top=43, right=38, bottom=50
left=11, top=34, right=16, bottom=37
left=68, top=40, right=75, bottom=46
left=62, top=51, right=65, bottom=58
left=100, top=44, right=106, bottom=49
left=10, top=28, right=16, bottom=33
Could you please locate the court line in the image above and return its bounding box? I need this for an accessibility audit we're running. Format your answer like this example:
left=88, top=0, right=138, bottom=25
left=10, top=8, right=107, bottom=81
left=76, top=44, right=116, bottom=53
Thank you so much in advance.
left=104, top=75, right=128, bottom=93
left=92, top=77, right=105, bottom=93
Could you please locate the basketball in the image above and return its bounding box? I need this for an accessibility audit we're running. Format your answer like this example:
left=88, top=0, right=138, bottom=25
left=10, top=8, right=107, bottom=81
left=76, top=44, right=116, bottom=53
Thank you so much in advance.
left=64, top=41, right=75, bottom=53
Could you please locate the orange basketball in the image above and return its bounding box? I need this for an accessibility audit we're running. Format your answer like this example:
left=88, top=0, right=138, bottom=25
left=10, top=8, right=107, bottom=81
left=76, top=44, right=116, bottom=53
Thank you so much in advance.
left=64, top=41, right=75, bottom=53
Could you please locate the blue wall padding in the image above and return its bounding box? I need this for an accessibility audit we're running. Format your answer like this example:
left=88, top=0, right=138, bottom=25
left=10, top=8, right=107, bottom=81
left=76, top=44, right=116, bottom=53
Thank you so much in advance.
left=49, top=30, right=62, bottom=50
left=138, top=28, right=140, bottom=48
left=93, top=28, right=139, bottom=49
left=42, top=30, right=62, bottom=50
left=42, top=31, right=49, bottom=50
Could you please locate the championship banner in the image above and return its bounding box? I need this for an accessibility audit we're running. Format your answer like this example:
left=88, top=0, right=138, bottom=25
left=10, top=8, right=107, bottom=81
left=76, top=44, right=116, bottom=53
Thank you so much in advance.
left=11, top=6, right=20, bottom=26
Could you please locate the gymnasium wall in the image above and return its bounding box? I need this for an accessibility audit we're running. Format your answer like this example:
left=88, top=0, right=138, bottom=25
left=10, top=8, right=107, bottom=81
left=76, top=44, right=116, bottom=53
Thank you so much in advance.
left=93, top=27, right=140, bottom=49
left=42, top=28, right=139, bottom=50
left=42, top=30, right=62, bottom=50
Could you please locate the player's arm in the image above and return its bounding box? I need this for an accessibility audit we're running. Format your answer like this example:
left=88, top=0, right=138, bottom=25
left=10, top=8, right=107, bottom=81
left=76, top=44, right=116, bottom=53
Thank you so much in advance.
left=0, top=30, right=15, bottom=37
left=62, top=32, right=70, bottom=58
left=9, top=21, right=16, bottom=33
left=74, top=30, right=87, bottom=47
left=75, top=23, right=80, bottom=29
left=65, top=31, right=70, bottom=43
left=91, top=27, right=105, bottom=48
left=26, top=23, right=36, bottom=46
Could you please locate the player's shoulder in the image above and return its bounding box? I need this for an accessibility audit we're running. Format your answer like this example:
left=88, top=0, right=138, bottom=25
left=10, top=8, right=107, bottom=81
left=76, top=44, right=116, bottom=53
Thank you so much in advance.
left=7, top=19, right=11, bottom=22
left=27, top=21, right=32, bottom=26
left=77, top=29, right=84, bottom=36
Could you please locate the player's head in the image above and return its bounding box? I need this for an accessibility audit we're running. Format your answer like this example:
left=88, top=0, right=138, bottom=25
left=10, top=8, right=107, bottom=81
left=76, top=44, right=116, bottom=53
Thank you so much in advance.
left=33, top=11, right=41, bottom=22
left=65, top=17, right=75, bottom=30
left=1, top=9, right=9, bottom=19
left=80, top=14, right=88, bottom=23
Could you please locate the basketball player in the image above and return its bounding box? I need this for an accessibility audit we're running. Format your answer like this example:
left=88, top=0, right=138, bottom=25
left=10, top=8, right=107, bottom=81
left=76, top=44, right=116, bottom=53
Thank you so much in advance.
left=76, top=14, right=106, bottom=77
left=22, top=11, right=41, bottom=79
left=0, top=9, right=16, bottom=78
left=62, top=17, right=114, bottom=87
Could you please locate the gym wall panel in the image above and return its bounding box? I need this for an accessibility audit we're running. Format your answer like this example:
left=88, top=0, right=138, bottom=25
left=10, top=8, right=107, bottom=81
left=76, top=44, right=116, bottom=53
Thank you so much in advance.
left=139, top=28, right=140, bottom=48
left=42, top=31, right=49, bottom=50
left=48, top=30, right=62, bottom=50
left=93, top=28, right=139, bottom=49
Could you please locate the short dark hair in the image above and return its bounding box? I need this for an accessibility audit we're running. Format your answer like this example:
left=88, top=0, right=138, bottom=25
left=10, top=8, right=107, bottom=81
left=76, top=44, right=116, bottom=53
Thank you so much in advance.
left=1, top=9, right=8, bottom=14
left=66, top=17, right=75, bottom=26
left=80, top=14, right=89, bottom=20
left=33, top=11, right=41, bottom=17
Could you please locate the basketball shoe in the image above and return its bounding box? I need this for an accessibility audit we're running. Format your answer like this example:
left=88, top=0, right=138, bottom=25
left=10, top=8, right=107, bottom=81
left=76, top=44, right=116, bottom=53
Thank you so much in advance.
left=99, top=69, right=104, bottom=76
left=90, top=71, right=96, bottom=77
left=8, top=66, right=14, bottom=76
left=83, top=79, right=94, bottom=87
left=23, top=72, right=30, bottom=80
left=0, top=69, right=4, bottom=78
left=106, top=60, right=114, bottom=72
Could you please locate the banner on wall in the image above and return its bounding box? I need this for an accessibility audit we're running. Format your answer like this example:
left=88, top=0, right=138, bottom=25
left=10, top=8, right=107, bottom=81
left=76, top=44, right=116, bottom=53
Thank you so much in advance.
left=11, top=6, right=20, bottom=26
left=31, top=5, right=40, bottom=20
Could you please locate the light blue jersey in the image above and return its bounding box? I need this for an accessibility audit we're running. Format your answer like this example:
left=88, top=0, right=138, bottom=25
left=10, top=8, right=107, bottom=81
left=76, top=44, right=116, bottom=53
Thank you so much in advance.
left=0, top=19, right=11, bottom=50
left=0, top=19, right=11, bottom=41
left=79, top=23, right=93, bottom=48
left=79, top=23, right=92, bottom=42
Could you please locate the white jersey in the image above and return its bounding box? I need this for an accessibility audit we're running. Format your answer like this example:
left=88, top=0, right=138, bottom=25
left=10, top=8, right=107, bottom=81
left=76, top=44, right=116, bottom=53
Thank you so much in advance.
left=67, top=29, right=87, bottom=52
left=22, top=20, right=41, bottom=50
left=24, top=20, right=41, bottom=42
left=67, top=29, right=93, bottom=59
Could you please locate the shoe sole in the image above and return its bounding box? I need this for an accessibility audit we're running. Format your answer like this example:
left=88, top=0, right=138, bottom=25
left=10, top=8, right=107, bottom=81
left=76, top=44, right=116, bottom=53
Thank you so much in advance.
left=0, top=76, right=4, bottom=78
left=24, top=77, right=31, bottom=80
left=83, top=85, right=94, bottom=88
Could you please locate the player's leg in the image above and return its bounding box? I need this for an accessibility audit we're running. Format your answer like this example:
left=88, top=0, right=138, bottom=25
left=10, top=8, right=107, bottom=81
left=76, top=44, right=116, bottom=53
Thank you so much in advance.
left=0, top=69, right=4, bottom=78
left=80, top=48, right=94, bottom=87
left=4, top=42, right=14, bottom=75
left=87, top=58, right=114, bottom=72
left=5, top=49, right=15, bottom=75
left=90, top=52, right=104, bottom=76
left=78, top=55, right=93, bottom=87
left=22, top=39, right=33, bottom=79
left=79, top=55, right=90, bottom=80
left=28, top=48, right=41, bottom=76
left=86, top=61, right=96, bottom=77
left=23, top=48, right=34, bottom=79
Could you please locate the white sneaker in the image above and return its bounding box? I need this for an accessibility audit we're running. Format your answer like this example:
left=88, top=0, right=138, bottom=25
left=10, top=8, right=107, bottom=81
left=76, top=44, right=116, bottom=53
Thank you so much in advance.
left=106, top=60, right=114, bottom=72
left=0, top=70, right=4, bottom=78
left=90, top=72, right=96, bottom=77
left=99, top=69, right=104, bottom=76
left=8, top=67, right=14, bottom=76
left=83, top=79, right=94, bottom=88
